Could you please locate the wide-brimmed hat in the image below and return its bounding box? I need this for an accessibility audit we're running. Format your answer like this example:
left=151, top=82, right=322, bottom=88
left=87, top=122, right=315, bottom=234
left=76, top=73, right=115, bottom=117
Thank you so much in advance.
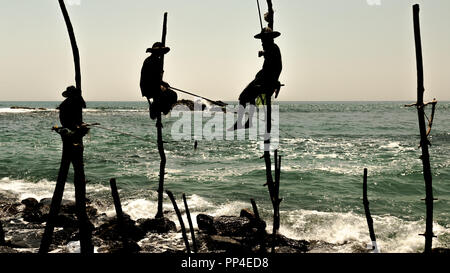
left=62, top=86, right=81, bottom=98
left=146, top=42, right=170, bottom=54
left=254, top=27, right=281, bottom=39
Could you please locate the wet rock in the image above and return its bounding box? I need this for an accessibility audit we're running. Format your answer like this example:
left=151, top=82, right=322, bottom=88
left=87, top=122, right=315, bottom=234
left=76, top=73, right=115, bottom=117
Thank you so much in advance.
left=203, top=235, right=250, bottom=253
left=240, top=209, right=255, bottom=219
left=97, top=239, right=141, bottom=254
left=266, top=234, right=309, bottom=253
left=9, top=229, right=44, bottom=249
left=432, top=248, right=450, bottom=254
left=21, top=198, right=43, bottom=223
left=94, top=214, right=145, bottom=242
left=240, top=209, right=267, bottom=231
left=0, top=246, right=18, bottom=253
left=137, top=217, right=176, bottom=234
left=197, top=214, right=216, bottom=234
left=197, top=214, right=262, bottom=237
left=213, top=216, right=253, bottom=237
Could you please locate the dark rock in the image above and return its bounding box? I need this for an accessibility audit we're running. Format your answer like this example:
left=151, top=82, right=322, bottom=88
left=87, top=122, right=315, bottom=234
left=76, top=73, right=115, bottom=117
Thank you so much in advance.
left=197, top=214, right=259, bottom=237
left=86, top=206, right=98, bottom=218
left=97, top=239, right=141, bottom=254
left=240, top=209, right=267, bottom=232
left=21, top=198, right=43, bottom=223
left=21, top=198, right=39, bottom=208
left=137, top=217, right=176, bottom=234
left=55, top=214, right=79, bottom=229
left=39, top=198, right=77, bottom=215
left=213, top=216, right=253, bottom=237
left=95, top=214, right=145, bottom=242
left=173, top=99, right=207, bottom=111
left=240, top=209, right=255, bottom=220
left=52, top=228, right=77, bottom=246
left=432, top=248, right=450, bottom=254
left=197, top=214, right=216, bottom=234
left=0, top=203, right=20, bottom=218
left=0, top=246, right=18, bottom=253
left=9, top=230, right=43, bottom=249
left=203, top=235, right=250, bottom=253
left=266, top=234, right=310, bottom=253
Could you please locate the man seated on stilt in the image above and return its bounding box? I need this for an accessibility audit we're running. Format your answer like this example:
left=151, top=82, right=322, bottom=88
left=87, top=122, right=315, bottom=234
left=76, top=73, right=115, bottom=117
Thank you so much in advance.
left=140, top=42, right=178, bottom=119
left=229, top=27, right=282, bottom=131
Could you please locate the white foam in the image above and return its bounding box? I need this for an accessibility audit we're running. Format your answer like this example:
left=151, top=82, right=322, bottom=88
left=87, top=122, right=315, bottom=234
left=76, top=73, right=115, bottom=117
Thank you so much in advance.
left=0, top=108, right=55, bottom=113
left=0, top=177, right=109, bottom=202
left=279, top=209, right=449, bottom=253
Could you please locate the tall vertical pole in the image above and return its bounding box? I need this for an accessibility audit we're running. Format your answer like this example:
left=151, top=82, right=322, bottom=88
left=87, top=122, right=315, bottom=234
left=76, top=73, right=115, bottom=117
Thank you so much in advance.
left=363, top=168, right=379, bottom=253
left=412, top=4, right=435, bottom=253
left=155, top=13, right=168, bottom=219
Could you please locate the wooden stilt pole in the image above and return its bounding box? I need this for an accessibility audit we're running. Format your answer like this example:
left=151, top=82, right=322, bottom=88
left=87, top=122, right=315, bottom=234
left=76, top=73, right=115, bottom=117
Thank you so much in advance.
left=40, top=0, right=92, bottom=253
left=182, top=194, right=198, bottom=253
left=166, top=191, right=191, bottom=253
left=0, top=220, right=5, bottom=245
left=412, top=4, right=435, bottom=253
left=155, top=12, right=168, bottom=219
left=250, top=198, right=260, bottom=219
left=363, top=168, right=379, bottom=253
left=109, top=178, right=129, bottom=250
left=250, top=198, right=266, bottom=253
left=40, top=131, right=72, bottom=253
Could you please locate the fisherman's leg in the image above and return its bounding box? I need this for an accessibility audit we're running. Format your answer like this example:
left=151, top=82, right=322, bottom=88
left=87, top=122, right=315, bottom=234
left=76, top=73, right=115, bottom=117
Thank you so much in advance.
left=72, top=141, right=94, bottom=253
left=245, top=101, right=256, bottom=129
left=228, top=82, right=258, bottom=131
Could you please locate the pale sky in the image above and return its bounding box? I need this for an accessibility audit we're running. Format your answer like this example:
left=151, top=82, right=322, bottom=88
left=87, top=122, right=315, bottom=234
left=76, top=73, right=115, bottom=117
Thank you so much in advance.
left=0, top=0, right=449, bottom=101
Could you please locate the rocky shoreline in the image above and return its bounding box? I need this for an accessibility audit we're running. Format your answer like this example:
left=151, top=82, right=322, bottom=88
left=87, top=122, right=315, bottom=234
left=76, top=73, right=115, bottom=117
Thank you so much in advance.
left=2, top=193, right=448, bottom=254
left=0, top=192, right=313, bottom=254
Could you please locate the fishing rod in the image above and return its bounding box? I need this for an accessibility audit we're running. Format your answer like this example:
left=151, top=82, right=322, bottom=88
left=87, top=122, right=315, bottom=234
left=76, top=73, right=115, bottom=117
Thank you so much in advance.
left=256, top=0, right=264, bottom=31
left=170, top=86, right=228, bottom=107
left=85, top=123, right=149, bottom=141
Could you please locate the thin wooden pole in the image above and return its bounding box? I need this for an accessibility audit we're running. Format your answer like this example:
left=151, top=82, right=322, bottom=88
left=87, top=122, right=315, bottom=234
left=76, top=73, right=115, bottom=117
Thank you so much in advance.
left=413, top=4, right=435, bottom=253
left=250, top=198, right=266, bottom=253
left=266, top=0, right=274, bottom=30
left=109, top=178, right=129, bottom=250
left=155, top=12, right=168, bottom=219
left=250, top=198, right=260, bottom=219
left=72, top=145, right=93, bottom=253
left=58, top=0, right=81, bottom=91
left=166, top=191, right=191, bottom=253
left=363, top=168, right=379, bottom=253
left=182, top=194, right=198, bottom=253
left=0, top=220, right=5, bottom=245
left=39, top=139, right=71, bottom=253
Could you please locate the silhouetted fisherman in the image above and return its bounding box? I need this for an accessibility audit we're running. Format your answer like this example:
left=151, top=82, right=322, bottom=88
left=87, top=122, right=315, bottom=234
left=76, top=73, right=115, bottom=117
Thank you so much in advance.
left=140, top=42, right=178, bottom=119
left=58, top=86, right=86, bottom=130
left=40, top=86, right=93, bottom=253
left=230, top=27, right=282, bottom=130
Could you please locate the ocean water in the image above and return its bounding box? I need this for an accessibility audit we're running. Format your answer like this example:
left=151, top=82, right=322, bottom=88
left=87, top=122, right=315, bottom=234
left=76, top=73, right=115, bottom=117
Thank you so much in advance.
left=0, top=101, right=449, bottom=253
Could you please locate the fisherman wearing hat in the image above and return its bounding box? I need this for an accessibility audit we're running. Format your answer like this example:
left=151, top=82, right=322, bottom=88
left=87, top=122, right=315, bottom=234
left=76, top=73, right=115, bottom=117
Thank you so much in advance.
left=230, top=27, right=282, bottom=131
left=140, top=42, right=178, bottom=120
left=58, top=85, right=86, bottom=131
